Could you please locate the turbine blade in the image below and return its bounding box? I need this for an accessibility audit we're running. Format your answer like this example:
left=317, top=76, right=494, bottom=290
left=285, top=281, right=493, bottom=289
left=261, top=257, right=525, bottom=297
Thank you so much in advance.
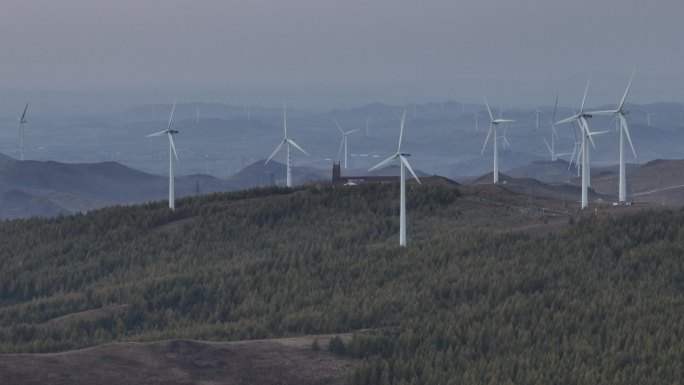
left=588, top=131, right=607, bottom=150
left=568, top=145, right=576, bottom=169
left=556, top=116, right=578, bottom=125
left=618, top=71, right=635, bottom=110
left=398, top=110, right=406, bottom=152
left=337, top=137, right=344, bottom=159
left=552, top=124, right=559, bottom=140
left=543, top=137, right=552, bottom=154
left=577, top=143, right=584, bottom=165
left=620, top=115, right=637, bottom=159
left=400, top=155, right=421, bottom=184
left=166, top=102, right=176, bottom=132
left=369, top=154, right=399, bottom=172
left=481, top=124, right=494, bottom=155
left=580, top=79, right=590, bottom=113
left=20, top=103, right=29, bottom=122
left=147, top=130, right=168, bottom=137
left=265, top=140, right=285, bottom=164
left=347, top=128, right=361, bottom=134
left=286, top=138, right=310, bottom=156
left=579, top=118, right=596, bottom=148
left=334, top=119, right=344, bottom=135
left=168, top=133, right=179, bottom=161
left=587, top=109, right=618, bottom=116
left=484, top=96, right=494, bottom=121
left=283, top=102, right=287, bottom=137
left=551, top=95, right=558, bottom=124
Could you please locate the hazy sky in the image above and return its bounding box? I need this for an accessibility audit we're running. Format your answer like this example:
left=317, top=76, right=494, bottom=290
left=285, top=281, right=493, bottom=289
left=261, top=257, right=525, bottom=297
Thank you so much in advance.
left=1, top=0, right=683, bottom=108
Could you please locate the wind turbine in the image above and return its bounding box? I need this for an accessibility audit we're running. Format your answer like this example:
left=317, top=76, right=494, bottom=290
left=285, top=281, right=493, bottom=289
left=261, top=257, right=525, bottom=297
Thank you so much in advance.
left=334, top=119, right=360, bottom=169
left=265, top=104, right=309, bottom=187
left=147, top=102, right=179, bottom=211
left=473, top=112, right=483, bottom=131
left=587, top=72, right=636, bottom=203
left=556, top=81, right=606, bottom=209
left=481, top=97, right=515, bottom=183
left=16, top=104, right=28, bottom=161
left=500, top=126, right=511, bottom=150
left=643, top=108, right=656, bottom=126
left=369, top=111, right=420, bottom=247
left=542, top=95, right=572, bottom=161
left=548, top=96, right=559, bottom=161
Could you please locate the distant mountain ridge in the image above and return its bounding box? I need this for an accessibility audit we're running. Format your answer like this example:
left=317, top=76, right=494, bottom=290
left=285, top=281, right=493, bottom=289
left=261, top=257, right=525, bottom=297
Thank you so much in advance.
left=0, top=160, right=234, bottom=218
left=0, top=158, right=331, bottom=219
left=4, top=154, right=684, bottom=219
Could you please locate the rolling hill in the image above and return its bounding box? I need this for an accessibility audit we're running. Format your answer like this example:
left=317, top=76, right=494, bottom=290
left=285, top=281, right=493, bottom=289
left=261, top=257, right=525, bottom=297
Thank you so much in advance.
left=468, top=172, right=610, bottom=205
left=0, top=159, right=332, bottom=219
left=0, top=160, right=235, bottom=218
left=227, top=160, right=329, bottom=188
left=0, top=179, right=682, bottom=384
left=590, top=159, right=684, bottom=205
left=444, top=149, right=547, bottom=181
left=505, top=159, right=577, bottom=183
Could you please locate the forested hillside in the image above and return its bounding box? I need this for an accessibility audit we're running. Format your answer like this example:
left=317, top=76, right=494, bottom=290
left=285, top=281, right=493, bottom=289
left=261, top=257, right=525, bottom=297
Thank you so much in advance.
left=0, top=181, right=683, bottom=384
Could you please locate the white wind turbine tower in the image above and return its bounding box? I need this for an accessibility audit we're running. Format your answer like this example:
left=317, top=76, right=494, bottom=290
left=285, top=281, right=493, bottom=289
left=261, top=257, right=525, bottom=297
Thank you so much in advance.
left=369, top=111, right=421, bottom=247
left=587, top=73, right=636, bottom=204
left=334, top=119, right=360, bottom=169
left=265, top=104, right=309, bottom=187
left=147, top=102, right=180, bottom=210
left=16, top=104, right=28, bottom=161
left=556, top=82, right=607, bottom=209
left=481, top=97, right=515, bottom=183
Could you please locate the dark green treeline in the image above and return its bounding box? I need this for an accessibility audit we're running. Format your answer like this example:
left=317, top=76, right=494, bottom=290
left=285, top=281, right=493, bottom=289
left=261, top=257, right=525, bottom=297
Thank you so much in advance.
left=0, top=182, right=683, bottom=385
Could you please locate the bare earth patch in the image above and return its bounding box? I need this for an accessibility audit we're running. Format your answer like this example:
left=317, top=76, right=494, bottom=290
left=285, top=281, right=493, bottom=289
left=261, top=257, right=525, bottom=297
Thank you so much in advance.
left=0, top=336, right=360, bottom=385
